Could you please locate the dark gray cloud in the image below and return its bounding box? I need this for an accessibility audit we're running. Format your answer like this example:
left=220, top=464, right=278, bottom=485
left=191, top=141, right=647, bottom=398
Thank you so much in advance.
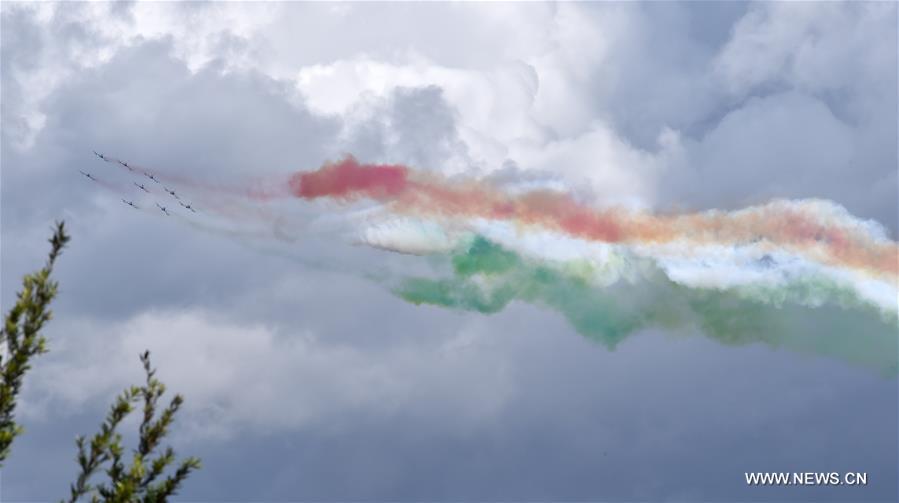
left=4, top=308, right=896, bottom=501
left=1, top=2, right=896, bottom=502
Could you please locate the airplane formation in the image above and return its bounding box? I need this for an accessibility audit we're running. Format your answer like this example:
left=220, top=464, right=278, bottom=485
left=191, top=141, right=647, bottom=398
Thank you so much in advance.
left=86, top=150, right=198, bottom=217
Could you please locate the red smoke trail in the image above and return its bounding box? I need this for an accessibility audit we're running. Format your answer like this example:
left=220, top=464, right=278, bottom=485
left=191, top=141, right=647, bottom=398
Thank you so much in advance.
left=288, top=158, right=618, bottom=239
left=288, top=157, right=409, bottom=199
left=288, top=157, right=898, bottom=279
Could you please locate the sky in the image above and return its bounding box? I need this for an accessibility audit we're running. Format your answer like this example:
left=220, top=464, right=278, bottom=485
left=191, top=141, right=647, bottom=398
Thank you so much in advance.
left=1, top=1, right=897, bottom=501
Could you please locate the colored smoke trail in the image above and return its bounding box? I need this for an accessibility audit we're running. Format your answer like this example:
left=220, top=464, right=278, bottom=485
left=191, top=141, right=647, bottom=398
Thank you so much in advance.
left=291, top=158, right=897, bottom=281
left=90, top=153, right=899, bottom=372
left=391, top=236, right=897, bottom=374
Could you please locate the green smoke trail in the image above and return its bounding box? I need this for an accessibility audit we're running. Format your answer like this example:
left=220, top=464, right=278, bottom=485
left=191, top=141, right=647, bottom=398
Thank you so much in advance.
left=394, top=237, right=898, bottom=375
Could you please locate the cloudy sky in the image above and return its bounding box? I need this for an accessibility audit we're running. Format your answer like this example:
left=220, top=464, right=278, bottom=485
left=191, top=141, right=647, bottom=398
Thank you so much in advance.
left=1, top=2, right=897, bottom=501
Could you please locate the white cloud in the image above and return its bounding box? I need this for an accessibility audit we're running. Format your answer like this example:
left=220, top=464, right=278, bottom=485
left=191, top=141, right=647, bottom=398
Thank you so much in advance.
left=289, top=4, right=665, bottom=206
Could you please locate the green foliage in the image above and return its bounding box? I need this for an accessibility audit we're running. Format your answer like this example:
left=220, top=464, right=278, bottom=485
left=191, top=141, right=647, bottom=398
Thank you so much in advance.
left=0, top=221, right=70, bottom=464
left=64, top=351, right=201, bottom=503
left=0, top=221, right=199, bottom=498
